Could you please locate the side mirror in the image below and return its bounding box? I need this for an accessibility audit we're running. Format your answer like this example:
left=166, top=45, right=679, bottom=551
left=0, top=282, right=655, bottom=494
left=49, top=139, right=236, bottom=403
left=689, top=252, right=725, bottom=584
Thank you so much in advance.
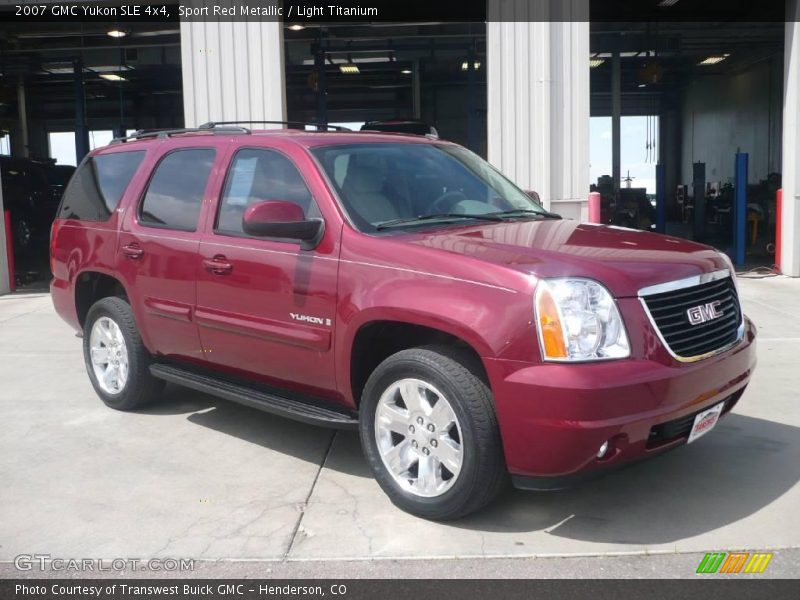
left=242, top=200, right=324, bottom=250
left=525, top=190, right=541, bottom=203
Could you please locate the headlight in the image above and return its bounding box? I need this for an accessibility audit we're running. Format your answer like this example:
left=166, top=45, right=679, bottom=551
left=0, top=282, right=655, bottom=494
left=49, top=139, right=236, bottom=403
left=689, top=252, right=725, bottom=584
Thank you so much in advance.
left=535, top=278, right=630, bottom=361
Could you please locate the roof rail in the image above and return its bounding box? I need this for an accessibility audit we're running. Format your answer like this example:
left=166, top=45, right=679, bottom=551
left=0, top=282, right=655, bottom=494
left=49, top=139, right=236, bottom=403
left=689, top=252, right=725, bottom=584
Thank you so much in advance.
left=109, top=126, right=250, bottom=145
left=198, top=120, right=351, bottom=132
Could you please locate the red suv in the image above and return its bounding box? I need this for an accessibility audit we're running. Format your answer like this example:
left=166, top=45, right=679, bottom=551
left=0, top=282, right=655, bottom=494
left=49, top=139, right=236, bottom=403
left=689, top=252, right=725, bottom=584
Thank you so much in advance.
left=50, top=123, right=756, bottom=519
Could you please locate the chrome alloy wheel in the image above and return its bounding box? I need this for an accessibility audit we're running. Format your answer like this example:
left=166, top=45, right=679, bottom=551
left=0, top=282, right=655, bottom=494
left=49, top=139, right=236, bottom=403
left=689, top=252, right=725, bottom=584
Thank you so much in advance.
left=89, top=316, right=129, bottom=395
left=374, top=378, right=464, bottom=498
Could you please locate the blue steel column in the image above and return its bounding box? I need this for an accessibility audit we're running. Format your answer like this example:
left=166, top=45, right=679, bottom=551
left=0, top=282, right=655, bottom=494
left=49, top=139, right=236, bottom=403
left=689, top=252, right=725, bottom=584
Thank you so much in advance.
left=692, top=162, right=705, bottom=241
left=734, top=152, right=748, bottom=266
left=466, top=45, right=477, bottom=152
left=73, top=58, right=90, bottom=161
left=655, top=163, right=666, bottom=233
left=313, top=38, right=327, bottom=129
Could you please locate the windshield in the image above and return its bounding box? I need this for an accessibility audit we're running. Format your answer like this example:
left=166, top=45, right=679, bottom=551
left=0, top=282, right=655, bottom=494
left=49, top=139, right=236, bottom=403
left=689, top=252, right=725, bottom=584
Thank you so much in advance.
left=311, top=143, right=547, bottom=232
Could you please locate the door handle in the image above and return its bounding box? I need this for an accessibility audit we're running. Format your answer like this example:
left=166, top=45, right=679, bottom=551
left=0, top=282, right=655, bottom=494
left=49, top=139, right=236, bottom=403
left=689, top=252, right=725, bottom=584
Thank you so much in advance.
left=121, top=244, right=144, bottom=259
left=203, top=256, right=233, bottom=275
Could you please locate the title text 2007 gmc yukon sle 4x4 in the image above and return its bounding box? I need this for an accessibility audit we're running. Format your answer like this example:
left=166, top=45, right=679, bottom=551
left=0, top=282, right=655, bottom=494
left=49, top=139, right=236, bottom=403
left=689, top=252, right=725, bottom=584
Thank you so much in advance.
left=51, top=124, right=756, bottom=519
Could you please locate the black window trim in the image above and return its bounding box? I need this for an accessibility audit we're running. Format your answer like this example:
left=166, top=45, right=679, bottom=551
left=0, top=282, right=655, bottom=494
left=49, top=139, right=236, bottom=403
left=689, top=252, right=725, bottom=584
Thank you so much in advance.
left=212, top=145, right=322, bottom=243
left=136, top=146, right=218, bottom=233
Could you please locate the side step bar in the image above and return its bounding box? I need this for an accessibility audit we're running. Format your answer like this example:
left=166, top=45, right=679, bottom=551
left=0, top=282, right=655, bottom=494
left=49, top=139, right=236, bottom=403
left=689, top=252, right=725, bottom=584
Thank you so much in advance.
left=149, top=364, right=358, bottom=430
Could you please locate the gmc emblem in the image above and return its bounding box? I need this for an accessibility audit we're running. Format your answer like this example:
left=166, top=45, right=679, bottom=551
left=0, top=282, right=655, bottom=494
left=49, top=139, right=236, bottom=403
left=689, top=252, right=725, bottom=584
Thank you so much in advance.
left=687, top=301, right=723, bottom=325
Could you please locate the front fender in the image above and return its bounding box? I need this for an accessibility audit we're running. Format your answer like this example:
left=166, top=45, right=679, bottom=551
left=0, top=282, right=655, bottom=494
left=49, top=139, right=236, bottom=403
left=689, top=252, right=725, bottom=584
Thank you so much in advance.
left=334, top=261, right=539, bottom=405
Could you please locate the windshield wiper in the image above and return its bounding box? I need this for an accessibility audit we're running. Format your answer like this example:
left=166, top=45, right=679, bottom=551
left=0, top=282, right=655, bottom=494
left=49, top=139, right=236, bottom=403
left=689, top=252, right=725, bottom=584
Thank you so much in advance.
left=375, top=213, right=505, bottom=230
left=488, top=209, right=562, bottom=220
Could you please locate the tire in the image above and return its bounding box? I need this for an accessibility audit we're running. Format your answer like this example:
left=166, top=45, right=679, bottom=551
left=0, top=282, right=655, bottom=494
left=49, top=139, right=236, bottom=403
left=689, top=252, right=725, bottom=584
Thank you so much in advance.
left=359, top=345, right=506, bottom=520
left=83, top=296, right=164, bottom=410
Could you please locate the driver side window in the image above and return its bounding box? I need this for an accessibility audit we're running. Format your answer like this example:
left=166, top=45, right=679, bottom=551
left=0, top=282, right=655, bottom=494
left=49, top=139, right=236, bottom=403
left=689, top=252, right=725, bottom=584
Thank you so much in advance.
left=216, top=148, right=320, bottom=237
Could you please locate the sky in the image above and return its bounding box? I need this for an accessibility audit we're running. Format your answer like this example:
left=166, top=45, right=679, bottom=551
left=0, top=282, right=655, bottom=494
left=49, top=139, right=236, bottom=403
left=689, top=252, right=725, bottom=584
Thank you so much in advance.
left=590, top=115, right=659, bottom=193
left=48, top=130, right=135, bottom=166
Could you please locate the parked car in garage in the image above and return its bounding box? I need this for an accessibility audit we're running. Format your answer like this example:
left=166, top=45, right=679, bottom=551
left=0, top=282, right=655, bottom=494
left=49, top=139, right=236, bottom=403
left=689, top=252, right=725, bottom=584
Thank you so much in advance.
left=1, top=156, right=69, bottom=258
left=45, top=164, right=77, bottom=210
left=50, top=124, right=756, bottom=520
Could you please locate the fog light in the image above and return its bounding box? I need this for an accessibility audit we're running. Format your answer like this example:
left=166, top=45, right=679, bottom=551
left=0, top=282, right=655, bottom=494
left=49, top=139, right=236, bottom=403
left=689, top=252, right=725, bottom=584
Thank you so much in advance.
left=597, top=441, right=610, bottom=459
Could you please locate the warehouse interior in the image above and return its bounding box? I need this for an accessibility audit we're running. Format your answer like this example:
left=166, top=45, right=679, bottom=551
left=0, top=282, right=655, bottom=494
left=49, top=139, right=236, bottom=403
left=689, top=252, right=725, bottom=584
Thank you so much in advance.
left=0, top=19, right=182, bottom=288
left=0, top=7, right=794, bottom=291
left=589, top=20, right=785, bottom=265
left=283, top=22, right=488, bottom=156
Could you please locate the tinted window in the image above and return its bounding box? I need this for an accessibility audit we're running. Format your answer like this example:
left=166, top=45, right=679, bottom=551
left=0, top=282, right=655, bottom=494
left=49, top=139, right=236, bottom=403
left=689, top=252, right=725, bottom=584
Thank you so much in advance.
left=58, top=151, right=145, bottom=221
left=139, top=149, right=215, bottom=231
left=216, top=148, right=319, bottom=236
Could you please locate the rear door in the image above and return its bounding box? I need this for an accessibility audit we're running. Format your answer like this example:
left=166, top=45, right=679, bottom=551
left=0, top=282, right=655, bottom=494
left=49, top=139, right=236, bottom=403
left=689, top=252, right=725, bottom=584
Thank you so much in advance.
left=117, top=143, right=221, bottom=361
left=195, top=142, right=340, bottom=399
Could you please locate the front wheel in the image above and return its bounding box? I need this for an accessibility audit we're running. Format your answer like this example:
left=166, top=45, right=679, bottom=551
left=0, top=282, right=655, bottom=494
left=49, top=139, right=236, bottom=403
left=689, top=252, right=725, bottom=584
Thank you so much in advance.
left=83, top=296, right=164, bottom=410
left=359, top=346, right=506, bottom=520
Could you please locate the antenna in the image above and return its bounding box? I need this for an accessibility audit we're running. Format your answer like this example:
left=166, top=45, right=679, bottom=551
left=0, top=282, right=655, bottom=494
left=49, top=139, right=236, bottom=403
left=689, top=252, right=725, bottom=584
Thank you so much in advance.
left=623, top=170, right=636, bottom=188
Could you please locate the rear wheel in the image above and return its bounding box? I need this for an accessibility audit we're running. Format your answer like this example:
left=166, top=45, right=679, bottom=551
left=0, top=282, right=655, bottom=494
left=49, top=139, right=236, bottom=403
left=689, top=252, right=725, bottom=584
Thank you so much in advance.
left=83, top=297, right=164, bottom=410
left=359, top=346, right=506, bottom=520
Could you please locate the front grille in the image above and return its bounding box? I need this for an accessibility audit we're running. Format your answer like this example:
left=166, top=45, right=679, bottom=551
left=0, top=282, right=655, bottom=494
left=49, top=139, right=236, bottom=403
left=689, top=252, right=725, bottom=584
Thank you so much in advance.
left=646, top=390, right=742, bottom=448
left=642, top=275, right=742, bottom=359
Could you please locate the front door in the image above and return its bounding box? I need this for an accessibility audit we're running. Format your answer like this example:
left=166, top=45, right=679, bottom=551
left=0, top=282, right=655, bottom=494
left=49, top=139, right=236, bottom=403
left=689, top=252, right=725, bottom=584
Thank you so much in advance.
left=195, top=145, right=340, bottom=398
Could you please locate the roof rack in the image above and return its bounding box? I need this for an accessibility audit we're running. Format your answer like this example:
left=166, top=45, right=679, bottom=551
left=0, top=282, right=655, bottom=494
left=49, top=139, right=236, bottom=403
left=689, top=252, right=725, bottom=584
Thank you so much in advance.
left=198, top=120, right=352, bottom=132
left=109, top=126, right=250, bottom=145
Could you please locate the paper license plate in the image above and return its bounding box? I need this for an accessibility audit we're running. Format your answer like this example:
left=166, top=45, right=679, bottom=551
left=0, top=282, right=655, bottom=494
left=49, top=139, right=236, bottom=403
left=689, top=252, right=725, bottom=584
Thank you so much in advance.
left=687, top=402, right=725, bottom=444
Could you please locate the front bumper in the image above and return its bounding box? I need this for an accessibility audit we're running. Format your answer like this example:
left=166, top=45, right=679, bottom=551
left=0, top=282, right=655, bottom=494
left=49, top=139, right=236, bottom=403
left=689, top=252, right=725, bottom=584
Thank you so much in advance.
left=485, top=317, right=757, bottom=485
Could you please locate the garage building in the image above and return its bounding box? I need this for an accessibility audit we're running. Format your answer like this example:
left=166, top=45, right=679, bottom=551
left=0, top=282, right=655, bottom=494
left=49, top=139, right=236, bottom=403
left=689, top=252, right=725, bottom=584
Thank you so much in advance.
left=0, top=0, right=798, bottom=294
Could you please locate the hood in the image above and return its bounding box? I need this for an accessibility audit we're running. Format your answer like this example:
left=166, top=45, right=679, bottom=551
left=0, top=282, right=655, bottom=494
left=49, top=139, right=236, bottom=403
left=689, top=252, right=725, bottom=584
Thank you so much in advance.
left=402, top=219, right=728, bottom=298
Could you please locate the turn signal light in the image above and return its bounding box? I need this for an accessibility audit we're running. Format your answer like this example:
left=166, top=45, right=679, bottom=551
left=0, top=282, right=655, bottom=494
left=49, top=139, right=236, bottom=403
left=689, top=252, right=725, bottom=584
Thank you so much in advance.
left=535, top=285, right=568, bottom=359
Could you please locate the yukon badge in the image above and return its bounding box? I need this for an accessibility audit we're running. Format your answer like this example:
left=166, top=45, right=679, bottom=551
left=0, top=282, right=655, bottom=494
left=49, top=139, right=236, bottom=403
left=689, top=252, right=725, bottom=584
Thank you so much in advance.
left=687, top=301, right=723, bottom=326
left=290, top=312, right=332, bottom=327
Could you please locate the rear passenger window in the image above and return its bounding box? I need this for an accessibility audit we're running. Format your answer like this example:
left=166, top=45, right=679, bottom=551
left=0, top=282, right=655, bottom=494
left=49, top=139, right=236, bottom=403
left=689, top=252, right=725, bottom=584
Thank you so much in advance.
left=139, top=149, right=215, bottom=231
left=216, top=148, right=319, bottom=236
left=59, top=151, right=145, bottom=221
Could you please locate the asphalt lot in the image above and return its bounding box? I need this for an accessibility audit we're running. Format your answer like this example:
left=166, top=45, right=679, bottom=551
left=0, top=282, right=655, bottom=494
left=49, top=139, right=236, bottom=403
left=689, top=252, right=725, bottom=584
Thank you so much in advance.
left=1, top=275, right=798, bottom=578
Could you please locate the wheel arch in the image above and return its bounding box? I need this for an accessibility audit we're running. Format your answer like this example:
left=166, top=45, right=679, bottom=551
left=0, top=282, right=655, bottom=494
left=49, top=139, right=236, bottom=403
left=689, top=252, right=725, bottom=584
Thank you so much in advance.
left=348, top=318, right=490, bottom=408
left=74, top=270, right=130, bottom=328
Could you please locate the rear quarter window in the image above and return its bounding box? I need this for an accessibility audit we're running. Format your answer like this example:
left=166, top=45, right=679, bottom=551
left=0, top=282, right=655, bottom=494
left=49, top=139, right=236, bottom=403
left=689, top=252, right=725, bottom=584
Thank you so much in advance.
left=58, top=151, right=146, bottom=221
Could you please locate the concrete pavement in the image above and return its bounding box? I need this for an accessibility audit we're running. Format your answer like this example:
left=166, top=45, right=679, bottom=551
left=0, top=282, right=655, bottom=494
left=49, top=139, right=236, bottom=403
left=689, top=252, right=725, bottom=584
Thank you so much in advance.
left=1, top=276, right=799, bottom=578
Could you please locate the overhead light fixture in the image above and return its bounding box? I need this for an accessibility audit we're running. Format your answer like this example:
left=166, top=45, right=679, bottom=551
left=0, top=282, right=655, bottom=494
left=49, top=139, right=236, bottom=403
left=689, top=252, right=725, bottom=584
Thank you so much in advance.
left=401, top=69, right=412, bottom=74
left=100, top=73, right=128, bottom=82
left=698, top=53, right=730, bottom=66
left=301, top=56, right=391, bottom=66
left=288, top=24, right=305, bottom=31
left=107, top=29, right=127, bottom=38
left=657, top=0, right=680, bottom=6
left=339, top=64, right=360, bottom=74
left=638, top=83, right=646, bottom=88
left=594, top=51, right=655, bottom=59
left=590, top=58, right=605, bottom=68
left=461, top=61, right=481, bottom=71
left=91, top=65, right=133, bottom=73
